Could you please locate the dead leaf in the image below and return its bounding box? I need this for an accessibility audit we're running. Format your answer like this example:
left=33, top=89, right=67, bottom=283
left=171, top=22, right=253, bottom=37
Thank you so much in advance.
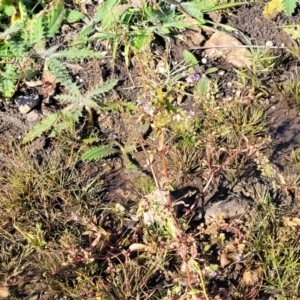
left=42, top=69, right=57, bottom=101
left=242, top=266, right=263, bottom=286
left=204, top=31, right=252, bottom=68
left=263, top=0, right=283, bottom=20
left=220, top=252, right=236, bottom=268
left=129, top=243, right=149, bottom=252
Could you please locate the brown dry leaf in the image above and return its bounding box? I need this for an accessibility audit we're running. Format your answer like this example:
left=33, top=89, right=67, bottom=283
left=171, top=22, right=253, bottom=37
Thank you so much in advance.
left=220, top=252, right=236, bottom=268
left=242, top=266, right=263, bottom=286
left=204, top=31, right=252, bottom=68
left=42, top=69, right=57, bottom=100
left=284, top=217, right=300, bottom=227
left=0, top=287, right=9, bottom=299
left=129, top=243, right=149, bottom=252
left=24, top=80, right=43, bottom=87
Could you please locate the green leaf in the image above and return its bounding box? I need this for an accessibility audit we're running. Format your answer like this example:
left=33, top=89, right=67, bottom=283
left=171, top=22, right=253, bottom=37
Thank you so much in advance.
left=85, top=80, right=118, bottom=99
left=179, top=2, right=205, bottom=23
left=44, top=3, right=65, bottom=38
left=205, top=67, right=218, bottom=74
left=28, top=13, right=44, bottom=46
left=82, top=137, right=101, bottom=144
left=0, top=21, right=24, bottom=40
left=47, top=58, right=80, bottom=93
left=196, top=75, right=210, bottom=97
left=183, top=50, right=198, bottom=66
left=4, top=5, right=14, bottom=17
left=0, top=64, right=18, bottom=98
left=8, top=38, right=25, bottom=57
left=82, top=145, right=119, bottom=161
left=93, top=0, right=118, bottom=23
left=65, top=9, right=85, bottom=23
left=22, top=113, right=59, bottom=144
left=281, top=0, right=297, bottom=16
left=101, top=4, right=131, bottom=29
left=55, top=93, right=83, bottom=103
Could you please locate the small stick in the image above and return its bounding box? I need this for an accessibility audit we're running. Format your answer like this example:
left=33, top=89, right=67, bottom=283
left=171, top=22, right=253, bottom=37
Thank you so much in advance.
left=190, top=45, right=286, bottom=50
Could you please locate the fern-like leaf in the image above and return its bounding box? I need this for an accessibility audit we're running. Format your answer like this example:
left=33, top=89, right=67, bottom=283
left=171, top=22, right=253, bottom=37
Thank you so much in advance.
left=65, top=9, right=85, bottom=23
left=44, top=1, right=65, bottom=38
left=183, top=50, right=198, bottom=66
left=8, top=38, right=26, bottom=57
left=51, top=47, right=106, bottom=60
left=281, top=0, right=297, bottom=16
left=0, top=21, right=24, bottom=40
left=28, top=13, right=44, bottom=46
left=85, top=80, right=118, bottom=99
left=180, top=2, right=205, bottom=23
left=0, top=64, right=19, bottom=98
left=47, top=58, right=80, bottom=93
left=55, top=93, right=83, bottom=103
left=81, top=145, right=119, bottom=161
left=21, top=113, right=59, bottom=144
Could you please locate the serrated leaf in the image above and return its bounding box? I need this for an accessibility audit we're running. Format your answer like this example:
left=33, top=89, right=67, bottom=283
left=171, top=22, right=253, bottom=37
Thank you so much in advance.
left=21, top=113, right=59, bottom=144
left=55, top=93, right=83, bottom=103
left=0, top=64, right=18, bottom=98
left=82, top=137, right=101, bottom=144
left=66, top=9, right=85, bottom=23
left=183, top=50, right=198, bottom=66
left=0, top=79, right=16, bottom=98
left=85, top=80, right=118, bottom=99
left=180, top=2, right=205, bottom=23
left=28, top=13, right=44, bottom=45
left=8, top=38, right=25, bottom=57
left=81, top=145, right=119, bottom=161
left=44, top=3, right=65, bottom=38
left=281, top=0, right=297, bottom=16
left=83, top=99, right=102, bottom=109
left=0, top=21, right=24, bottom=40
left=93, top=0, right=118, bottom=23
left=51, top=47, right=106, bottom=60
left=47, top=58, right=80, bottom=93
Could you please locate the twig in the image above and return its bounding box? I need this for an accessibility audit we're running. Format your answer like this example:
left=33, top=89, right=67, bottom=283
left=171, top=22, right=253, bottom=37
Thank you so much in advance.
left=190, top=45, right=285, bottom=50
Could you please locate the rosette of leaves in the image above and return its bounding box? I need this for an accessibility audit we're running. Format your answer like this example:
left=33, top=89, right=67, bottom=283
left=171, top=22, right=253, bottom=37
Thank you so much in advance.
left=22, top=78, right=118, bottom=144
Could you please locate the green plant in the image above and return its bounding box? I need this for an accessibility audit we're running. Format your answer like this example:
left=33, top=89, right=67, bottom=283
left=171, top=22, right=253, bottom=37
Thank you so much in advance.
left=235, top=46, right=279, bottom=96
left=22, top=79, right=117, bottom=144
left=247, top=195, right=300, bottom=298
left=282, top=73, right=300, bottom=105
left=0, top=0, right=86, bottom=98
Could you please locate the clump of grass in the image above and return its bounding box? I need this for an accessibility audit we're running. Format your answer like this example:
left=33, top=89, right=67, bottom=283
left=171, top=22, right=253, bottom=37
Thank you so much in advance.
left=246, top=193, right=300, bottom=298
left=290, top=148, right=300, bottom=165
left=283, top=73, right=300, bottom=105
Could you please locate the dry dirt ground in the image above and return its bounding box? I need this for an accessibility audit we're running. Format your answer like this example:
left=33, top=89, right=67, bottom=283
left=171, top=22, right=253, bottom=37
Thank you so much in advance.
left=1, top=2, right=300, bottom=300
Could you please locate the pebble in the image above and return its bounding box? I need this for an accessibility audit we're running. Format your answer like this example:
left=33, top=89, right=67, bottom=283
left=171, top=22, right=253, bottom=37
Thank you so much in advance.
left=205, top=196, right=250, bottom=223
left=26, top=109, right=41, bottom=122
left=15, top=95, right=41, bottom=114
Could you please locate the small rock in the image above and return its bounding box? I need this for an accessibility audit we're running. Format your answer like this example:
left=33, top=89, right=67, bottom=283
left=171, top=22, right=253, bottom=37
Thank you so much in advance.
left=205, top=196, right=250, bottom=223
left=204, top=31, right=252, bottom=68
left=15, top=95, right=41, bottom=114
left=26, top=109, right=41, bottom=122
